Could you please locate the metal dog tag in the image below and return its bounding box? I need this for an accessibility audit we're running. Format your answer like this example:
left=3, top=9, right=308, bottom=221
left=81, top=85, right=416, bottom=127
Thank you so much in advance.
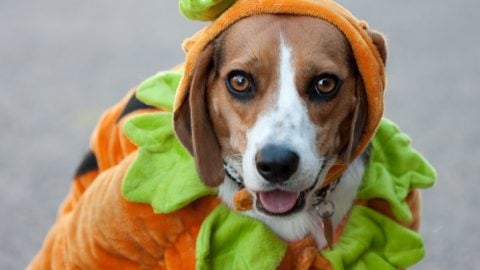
left=316, top=200, right=335, bottom=250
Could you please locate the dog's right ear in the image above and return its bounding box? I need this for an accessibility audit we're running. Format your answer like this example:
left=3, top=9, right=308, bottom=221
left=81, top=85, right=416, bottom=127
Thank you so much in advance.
left=174, top=44, right=225, bottom=187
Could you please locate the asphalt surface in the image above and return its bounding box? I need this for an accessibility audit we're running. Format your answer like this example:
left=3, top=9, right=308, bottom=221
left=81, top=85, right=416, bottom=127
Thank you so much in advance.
left=1, top=0, right=479, bottom=269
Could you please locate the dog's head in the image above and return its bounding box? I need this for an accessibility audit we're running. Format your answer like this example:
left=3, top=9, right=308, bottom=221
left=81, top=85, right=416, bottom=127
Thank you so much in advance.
left=174, top=13, right=386, bottom=239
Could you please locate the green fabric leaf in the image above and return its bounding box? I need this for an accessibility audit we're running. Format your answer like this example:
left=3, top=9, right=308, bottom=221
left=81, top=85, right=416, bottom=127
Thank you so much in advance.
left=322, top=206, right=425, bottom=270
left=122, top=112, right=215, bottom=213
left=357, top=118, right=437, bottom=221
left=122, top=112, right=176, bottom=152
left=179, top=0, right=237, bottom=21
left=136, top=71, right=182, bottom=112
left=196, top=204, right=287, bottom=270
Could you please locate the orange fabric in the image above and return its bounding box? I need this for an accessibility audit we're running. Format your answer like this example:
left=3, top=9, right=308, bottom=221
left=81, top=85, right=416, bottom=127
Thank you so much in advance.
left=29, top=151, right=221, bottom=269
left=59, top=170, right=98, bottom=216
left=173, top=0, right=386, bottom=187
left=29, top=91, right=222, bottom=269
left=90, top=88, right=147, bottom=171
left=279, top=236, right=332, bottom=270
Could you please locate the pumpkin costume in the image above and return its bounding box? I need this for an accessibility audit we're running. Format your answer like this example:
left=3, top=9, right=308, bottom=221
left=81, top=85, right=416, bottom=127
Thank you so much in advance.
left=29, top=0, right=436, bottom=269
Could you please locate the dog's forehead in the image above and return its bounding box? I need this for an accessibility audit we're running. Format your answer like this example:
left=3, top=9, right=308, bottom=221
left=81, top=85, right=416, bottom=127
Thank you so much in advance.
left=220, top=15, right=281, bottom=53
left=282, top=17, right=352, bottom=58
left=218, top=15, right=352, bottom=67
left=215, top=15, right=282, bottom=71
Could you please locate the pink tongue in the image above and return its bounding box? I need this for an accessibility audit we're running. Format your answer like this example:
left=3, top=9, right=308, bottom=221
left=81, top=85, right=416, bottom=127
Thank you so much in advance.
left=258, top=190, right=298, bottom=214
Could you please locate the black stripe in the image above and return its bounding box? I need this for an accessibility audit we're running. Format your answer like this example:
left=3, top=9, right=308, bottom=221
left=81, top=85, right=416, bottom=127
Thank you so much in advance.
left=74, top=151, right=98, bottom=178
left=117, top=94, right=155, bottom=122
left=224, top=162, right=245, bottom=189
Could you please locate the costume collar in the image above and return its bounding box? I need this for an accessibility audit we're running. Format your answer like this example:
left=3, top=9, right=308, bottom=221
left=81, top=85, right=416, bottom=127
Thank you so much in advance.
left=122, top=71, right=436, bottom=269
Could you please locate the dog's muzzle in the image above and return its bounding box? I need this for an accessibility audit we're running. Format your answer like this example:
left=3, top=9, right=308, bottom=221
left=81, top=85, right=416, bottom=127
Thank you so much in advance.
left=225, top=158, right=339, bottom=217
left=253, top=145, right=302, bottom=214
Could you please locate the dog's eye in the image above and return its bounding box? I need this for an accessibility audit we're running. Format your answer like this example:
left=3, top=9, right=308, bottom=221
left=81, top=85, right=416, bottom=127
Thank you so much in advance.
left=310, top=74, right=341, bottom=101
left=316, top=77, right=337, bottom=94
left=230, top=74, right=250, bottom=92
left=226, top=70, right=255, bottom=100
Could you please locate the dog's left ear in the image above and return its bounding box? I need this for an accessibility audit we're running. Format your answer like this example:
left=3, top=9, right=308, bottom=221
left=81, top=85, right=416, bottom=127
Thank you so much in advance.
left=368, top=30, right=387, bottom=65
left=174, top=44, right=225, bottom=187
left=339, top=30, right=387, bottom=163
left=339, top=77, right=368, bottom=164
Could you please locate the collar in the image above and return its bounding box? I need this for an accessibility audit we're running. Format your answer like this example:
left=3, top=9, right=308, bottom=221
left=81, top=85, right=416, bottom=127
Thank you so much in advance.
left=313, top=178, right=340, bottom=206
left=224, top=161, right=245, bottom=188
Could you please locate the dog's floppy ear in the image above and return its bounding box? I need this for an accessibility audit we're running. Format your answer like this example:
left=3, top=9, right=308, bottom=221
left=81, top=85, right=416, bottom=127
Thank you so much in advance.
left=339, top=77, right=368, bottom=164
left=368, top=30, right=387, bottom=65
left=338, top=30, right=386, bottom=163
left=174, top=44, right=225, bottom=187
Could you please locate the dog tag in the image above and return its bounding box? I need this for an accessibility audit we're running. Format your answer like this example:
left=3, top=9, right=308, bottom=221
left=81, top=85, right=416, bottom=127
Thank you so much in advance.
left=316, top=200, right=335, bottom=250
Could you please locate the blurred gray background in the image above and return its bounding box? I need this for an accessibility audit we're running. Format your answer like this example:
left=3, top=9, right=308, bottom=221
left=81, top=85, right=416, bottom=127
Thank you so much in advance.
left=1, top=0, right=478, bottom=269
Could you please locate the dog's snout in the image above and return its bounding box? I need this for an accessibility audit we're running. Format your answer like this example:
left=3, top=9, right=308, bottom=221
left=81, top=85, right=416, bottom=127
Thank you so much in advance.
left=255, top=145, right=299, bottom=183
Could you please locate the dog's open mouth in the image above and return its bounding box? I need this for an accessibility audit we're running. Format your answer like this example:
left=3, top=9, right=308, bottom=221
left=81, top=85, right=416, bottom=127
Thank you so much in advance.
left=256, top=190, right=305, bottom=216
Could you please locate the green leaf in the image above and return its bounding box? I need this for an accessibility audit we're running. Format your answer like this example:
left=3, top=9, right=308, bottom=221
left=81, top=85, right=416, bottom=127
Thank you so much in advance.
left=358, top=118, right=437, bottom=222
left=196, top=204, right=287, bottom=270
left=122, top=112, right=215, bottom=213
left=136, top=71, right=182, bottom=111
left=322, top=206, right=425, bottom=270
left=123, top=112, right=176, bottom=151
left=179, top=0, right=237, bottom=21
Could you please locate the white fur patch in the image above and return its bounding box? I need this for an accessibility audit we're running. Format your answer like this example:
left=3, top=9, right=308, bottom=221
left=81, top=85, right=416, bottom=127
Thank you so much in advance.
left=242, top=37, right=320, bottom=192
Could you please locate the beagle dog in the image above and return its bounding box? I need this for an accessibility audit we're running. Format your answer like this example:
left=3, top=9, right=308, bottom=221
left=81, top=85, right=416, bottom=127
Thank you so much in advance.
left=174, top=14, right=386, bottom=248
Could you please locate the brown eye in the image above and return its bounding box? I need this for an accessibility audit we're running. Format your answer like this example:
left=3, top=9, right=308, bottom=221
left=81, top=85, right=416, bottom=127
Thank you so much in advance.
left=315, top=77, right=337, bottom=94
left=226, top=70, right=255, bottom=101
left=230, top=74, right=250, bottom=92
left=310, top=73, right=341, bottom=101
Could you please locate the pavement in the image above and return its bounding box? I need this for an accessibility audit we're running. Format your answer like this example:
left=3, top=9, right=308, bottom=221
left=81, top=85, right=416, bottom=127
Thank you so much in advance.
left=1, top=0, right=479, bottom=268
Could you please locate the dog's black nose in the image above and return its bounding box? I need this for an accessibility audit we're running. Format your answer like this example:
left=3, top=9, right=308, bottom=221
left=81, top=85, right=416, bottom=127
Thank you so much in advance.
left=255, top=145, right=299, bottom=183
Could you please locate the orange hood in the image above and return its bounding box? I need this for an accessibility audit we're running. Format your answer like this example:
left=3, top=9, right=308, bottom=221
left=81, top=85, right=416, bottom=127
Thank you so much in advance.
left=173, top=0, right=386, bottom=185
